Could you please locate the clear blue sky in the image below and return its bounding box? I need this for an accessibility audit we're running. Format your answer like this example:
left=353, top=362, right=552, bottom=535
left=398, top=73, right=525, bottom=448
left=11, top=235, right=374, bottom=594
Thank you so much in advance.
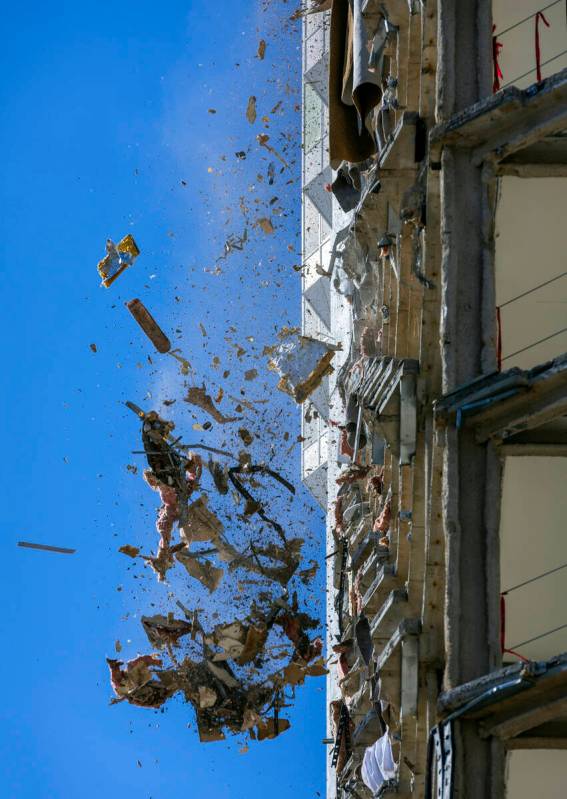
left=0, top=2, right=326, bottom=797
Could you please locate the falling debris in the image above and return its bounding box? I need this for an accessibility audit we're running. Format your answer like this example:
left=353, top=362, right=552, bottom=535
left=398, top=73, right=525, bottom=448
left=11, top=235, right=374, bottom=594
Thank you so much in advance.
left=176, top=552, right=224, bottom=592
left=141, top=614, right=194, bottom=649
left=169, top=350, right=192, bottom=376
left=257, top=133, right=289, bottom=168
left=91, top=5, right=325, bottom=754
left=257, top=217, right=274, bottom=235
left=268, top=335, right=338, bottom=403
left=126, top=299, right=171, bottom=353
left=119, top=545, right=140, bottom=558
left=105, top=391, right=324, bottom=744
left=246, top=96, right=257, bottom=124
left=238, top=428, right=254, bottom=446
left=217, top=229, right=248, bottom=263
left=108, top=592, right=323, bottom=740
left=185, top=386, right=241, bottom=424
left=97, top=235, right=140, bottom=288
left=18, top=541, right=76, bottom=555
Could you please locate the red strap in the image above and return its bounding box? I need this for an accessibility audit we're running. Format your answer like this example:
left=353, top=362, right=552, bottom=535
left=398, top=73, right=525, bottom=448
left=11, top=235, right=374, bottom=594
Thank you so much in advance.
left=535, top=11, right=551, bottom=82
left=492, top=25, right=504, bottom=92
left=500, top=594, right=506, bottom=652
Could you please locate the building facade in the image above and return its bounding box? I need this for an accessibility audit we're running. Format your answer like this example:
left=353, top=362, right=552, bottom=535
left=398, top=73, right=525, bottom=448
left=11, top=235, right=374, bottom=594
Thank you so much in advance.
left=301, top=1, right=567, bottom=797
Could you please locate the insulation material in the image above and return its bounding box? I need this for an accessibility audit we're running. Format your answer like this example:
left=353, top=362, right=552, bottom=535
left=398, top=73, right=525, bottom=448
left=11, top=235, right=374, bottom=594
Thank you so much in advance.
left=269, top=335, right=336, bottom=403
left=97, top=234, right=139, bottom=288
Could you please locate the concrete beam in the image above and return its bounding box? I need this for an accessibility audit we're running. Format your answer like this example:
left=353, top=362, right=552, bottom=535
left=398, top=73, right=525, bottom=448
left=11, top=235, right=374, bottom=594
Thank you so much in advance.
left=430, top=67, right=567, bottom=166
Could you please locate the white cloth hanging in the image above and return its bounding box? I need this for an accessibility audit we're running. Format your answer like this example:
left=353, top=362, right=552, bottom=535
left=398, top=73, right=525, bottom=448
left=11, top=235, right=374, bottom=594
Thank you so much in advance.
left=361, top=731, right=396, bottom=794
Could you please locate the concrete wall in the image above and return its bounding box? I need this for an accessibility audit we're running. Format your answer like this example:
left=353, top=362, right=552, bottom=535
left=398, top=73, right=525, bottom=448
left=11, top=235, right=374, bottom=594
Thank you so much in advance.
left=506, top=751, right=567, bottom=798
left=493, top=0, right=567, bottom=794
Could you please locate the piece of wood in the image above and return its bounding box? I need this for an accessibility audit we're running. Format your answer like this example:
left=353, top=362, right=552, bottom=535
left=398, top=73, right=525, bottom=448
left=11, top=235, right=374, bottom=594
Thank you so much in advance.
left=438, top=655, right=567, bottom=716
left=370, top=589, right=409, bottom=642
left=401, top=635, right=419, bottom=717
left=362, top=564, right=398, bottom=614
left=429, top=67, right=567, bottom=159
left=482, top=694, right=567, bottom=741
left=18, top=541, right=76, bottom=554
left=126, top=299, right=171, bottom=353
left=474, top=386, right=567, bottom=443
left=507, top=737, right=567, bottom=750
left=500, top=443, right=567, bottom=457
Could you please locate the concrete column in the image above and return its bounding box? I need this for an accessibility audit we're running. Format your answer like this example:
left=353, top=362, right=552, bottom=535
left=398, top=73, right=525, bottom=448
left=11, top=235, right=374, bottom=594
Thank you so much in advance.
left=437, top=2, right=506, bottom=797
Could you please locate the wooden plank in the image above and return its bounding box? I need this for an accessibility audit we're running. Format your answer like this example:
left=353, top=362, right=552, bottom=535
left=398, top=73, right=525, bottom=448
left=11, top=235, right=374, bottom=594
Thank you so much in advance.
left=395, top=463, right=414, bottom=582
left=406, top=432, right=426, bottom=612
left=507, top=737, right=567, bottom=750
left=364, top=0, right=411, bottom=27
left=401, top=636, right=419, bottom=718
left=362, top=564, right=398, bottom=615
left=376, top=619, right=421, bottom=672
left=472, top=105, right=567, bottom=168
left=497, top=163, right=567, bottom=178
left=18, top=541, right=76, bottom=555
left=473, top=385, right=567, bottom=443
left=394, top=224, right=413, bottom=359
left=419, top=0, right=437, bottom=122
left=438, top=656, right=567, bottom=717
left=481, top=695, right=567, bottom=741
left=370, top=589, right=408, bottom=643
left=405, top=11, right=422, bottom=113
left=499, top=443, right=567, bottom=457
left=429, top=67, right=567, bottom=158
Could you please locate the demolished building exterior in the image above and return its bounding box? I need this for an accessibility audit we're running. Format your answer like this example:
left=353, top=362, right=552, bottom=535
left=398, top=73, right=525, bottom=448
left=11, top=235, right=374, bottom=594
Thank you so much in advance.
left=300, top=1, right=567, bottom=797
